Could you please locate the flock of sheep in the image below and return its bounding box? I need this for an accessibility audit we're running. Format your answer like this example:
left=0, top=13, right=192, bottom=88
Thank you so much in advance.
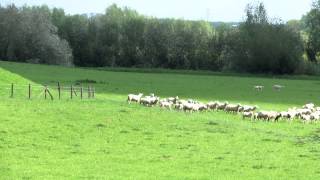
left=127, top=93, right=320, bottom=123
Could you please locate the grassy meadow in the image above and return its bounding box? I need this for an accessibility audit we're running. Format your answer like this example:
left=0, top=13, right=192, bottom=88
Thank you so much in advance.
left=1, top=61, right=320, bottom=179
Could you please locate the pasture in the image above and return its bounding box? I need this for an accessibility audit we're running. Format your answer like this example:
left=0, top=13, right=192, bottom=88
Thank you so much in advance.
left=1, top=61, right=320, bottom=179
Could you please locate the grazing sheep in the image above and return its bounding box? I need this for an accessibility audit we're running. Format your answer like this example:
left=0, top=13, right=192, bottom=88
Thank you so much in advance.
left=160, top=101, right=173, bottom=110
left=188, top=99, right=199, bottom=104
left=197, top=103, right=208, bottom=111
left=216, top=102, right=229, bottom=111
left=303, top=103, right=315, bottom=110
left=280, top=111, right=297, bottom=121
left=183, top=103, right=195, bottom=112
left=296, top=108, right=313, bottom=116
left=167, top=96, right=179, bottom=103
left=254, top=111, right=280, bottom=121
left=267, top=111, right=281, bottom=122
left=243, top=112, right=254, bottom=119
left=207, top=101, right=218, bottom=110
left=127, top=93, right=143, bottom=104
left=310, top=112, right=320, bottom=121
left=224, top=104, right=241, bottom=113
left=140, top=96, right=159, bottom=107
left=254, top=86, right=264, bottom=91
left=254, top=111, right=269, bottom=121
left=301, top=114, right=311, bottom=123
left=239, top=105, right=258, bottom=112
left=273, top=85, right=285, bottom=91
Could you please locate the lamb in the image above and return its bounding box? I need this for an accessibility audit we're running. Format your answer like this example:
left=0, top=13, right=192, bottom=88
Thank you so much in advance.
left=243, top=112, right=254, bottom=119
left=273, top=85, right=285, bottom=91
left=254, top=85, right=264, bottom=91
left=127, top=93, right=143, bottom=104
left=224, top=104, right=241, bottom=113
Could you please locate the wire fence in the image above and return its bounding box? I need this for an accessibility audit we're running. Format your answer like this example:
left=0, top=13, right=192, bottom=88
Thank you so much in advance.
left=1, top=83, right=96, bottom=100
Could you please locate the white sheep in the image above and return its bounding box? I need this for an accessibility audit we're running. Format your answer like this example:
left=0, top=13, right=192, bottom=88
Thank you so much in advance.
left=207, top=101, right=218, bottom=110
left=140, top=96, right=159, bottom=107
left=255, top=111, right=280, bottom=121
left=160, top=101, right=173, bottom=110
left=224, top=104, right=241, bottom=113
left=254, top=86, right=264, bottom=91
left=127, top=93, right=143, bottom=104
left=273, top=85, right=285, bottom=91
left=301, top=114, right=311, bottom=123
left=303, top=103, right=315, bottom=110
left=239, top=105, right=258, bottom=112
left=216, top=102, right=229, bottom=111
left=243, top=112, right=254, bottom=119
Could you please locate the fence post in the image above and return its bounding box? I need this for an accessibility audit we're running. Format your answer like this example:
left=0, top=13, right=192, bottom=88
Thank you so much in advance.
left=44, top=86, right=47, bottom=99
left=71, top=85, right=73, bottom=99
left=28, top=84, right=31, bottom=99
left=88, top=86, right=91, bottom=99
left=10, top=83, right=13, bottom=98
left=92, top=86, right=95, bottom=98
left=80, top=86, right=83, bottom=100
left=47, top=88, right=54, bottom=101
left=58, top=82, right=61, bottom=100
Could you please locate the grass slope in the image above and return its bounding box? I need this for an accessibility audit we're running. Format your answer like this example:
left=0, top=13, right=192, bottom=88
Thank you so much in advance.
left=0, top=61, right=320, bottom=179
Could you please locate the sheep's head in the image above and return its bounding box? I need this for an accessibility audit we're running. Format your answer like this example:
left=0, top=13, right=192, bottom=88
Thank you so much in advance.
left=138, top=93, right=143, bottom=96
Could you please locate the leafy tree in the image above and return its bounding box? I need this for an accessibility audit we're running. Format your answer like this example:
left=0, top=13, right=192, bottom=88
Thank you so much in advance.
left=304, top=0, right=320, bottom=62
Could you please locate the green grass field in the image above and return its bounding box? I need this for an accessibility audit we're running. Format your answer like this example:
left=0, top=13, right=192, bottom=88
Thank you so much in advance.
left=1, top=61, right=320, bottom=179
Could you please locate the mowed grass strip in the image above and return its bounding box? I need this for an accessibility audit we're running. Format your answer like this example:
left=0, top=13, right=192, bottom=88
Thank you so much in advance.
left=0, top=61, right=320, bottom=179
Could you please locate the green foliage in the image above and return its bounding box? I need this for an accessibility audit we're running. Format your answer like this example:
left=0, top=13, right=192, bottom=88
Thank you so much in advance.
left=1, top=61, right=320, bottom=179
left=304, top=0, right=320, bottom=62
left=1, top=2, right=320, bottom=74
left=0, top=4, right=73, bottom=66
left=224, top=2, right=304, bottom=74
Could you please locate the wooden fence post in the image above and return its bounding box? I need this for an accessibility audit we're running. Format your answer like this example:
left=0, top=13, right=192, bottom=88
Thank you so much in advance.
left=80, top=86, right=83, bottom=99
left=88, top=86, right=91, bottom=99
left=58, top=82, right=61, bottom=100
left=92, top=86, right=95, bottom=98
left=44, top=86, right=47, bottom=99
left=47, top=88, right=54, bottom=100
left=10, top=83, right=13, bottom=98
left=70, top=85, right=73, bottom=99
left=28, top=84, right=31, bottom=99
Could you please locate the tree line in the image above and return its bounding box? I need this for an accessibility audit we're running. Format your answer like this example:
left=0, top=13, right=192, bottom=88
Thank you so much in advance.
left=0, top=1, right=320, bottom=74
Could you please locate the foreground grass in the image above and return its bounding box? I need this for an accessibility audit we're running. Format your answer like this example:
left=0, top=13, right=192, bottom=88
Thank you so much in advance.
left=0, top=61, right=320, bottom=179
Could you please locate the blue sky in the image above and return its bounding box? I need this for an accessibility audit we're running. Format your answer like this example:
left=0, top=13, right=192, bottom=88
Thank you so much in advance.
left=2, top=0, right=314, bottom=21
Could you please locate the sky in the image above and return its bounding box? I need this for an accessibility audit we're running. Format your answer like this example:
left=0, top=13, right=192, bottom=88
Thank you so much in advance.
left=2, top=0, right=314, bottom=22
